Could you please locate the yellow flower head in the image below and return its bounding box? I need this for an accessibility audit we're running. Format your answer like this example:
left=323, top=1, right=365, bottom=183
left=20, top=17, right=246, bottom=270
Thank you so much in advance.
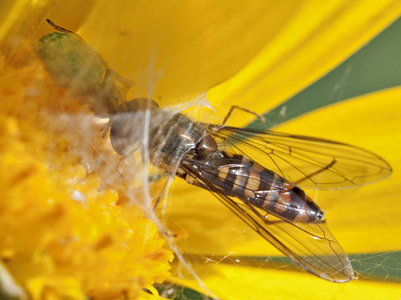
left=0, top=16, right=173, bottom=300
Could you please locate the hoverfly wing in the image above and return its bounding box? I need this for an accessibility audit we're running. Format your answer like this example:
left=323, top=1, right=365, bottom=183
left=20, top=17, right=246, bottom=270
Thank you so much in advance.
left=181, top=161, right=354, bottom=282
left=208, top=126, right=392, bottom=190
left=245, top=204, right=354, bottom=283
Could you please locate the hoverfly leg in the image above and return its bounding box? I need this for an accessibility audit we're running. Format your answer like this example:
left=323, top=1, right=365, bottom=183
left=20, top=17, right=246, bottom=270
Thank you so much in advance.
left=149, top=171, right=167, bottom=183
left=153, top=175, right=173, bottom=209
left=222, top=105, right=266, bottom=125
left=100, top=122, right=111, bottom=138
left=104, top=69, right=135, bottom=99
left=263, top=219, right=287, bottom=225
left=115, top=155, right=131, bottom=180
left=246, top=202, right=287, bottom=225
left=177, top=173, right=212, bottom=191
left=46, top=19, right=76, bottom=34
left=114, top=144, right=140, bottom=179
left=98, top=69, right=135, bottom=114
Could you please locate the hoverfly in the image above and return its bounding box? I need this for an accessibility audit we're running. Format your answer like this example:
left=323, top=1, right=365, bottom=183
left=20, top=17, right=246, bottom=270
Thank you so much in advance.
left=107, top=98, right=392, bottom=283
left=36, top=19, right=133, bottom=116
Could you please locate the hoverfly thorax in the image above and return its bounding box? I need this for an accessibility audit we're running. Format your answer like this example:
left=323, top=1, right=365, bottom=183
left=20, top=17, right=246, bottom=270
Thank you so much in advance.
left=109, top=98, right=209, bottom=173
left=147, top=112, right=209, bottom=173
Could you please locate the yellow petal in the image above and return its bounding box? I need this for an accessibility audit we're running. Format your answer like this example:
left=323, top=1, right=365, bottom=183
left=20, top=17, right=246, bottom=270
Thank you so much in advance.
left=170, top=263, right=401, bottom=300
left=79, top=1, right=310, bottom=104
left=5, top=1, right=326, bottom=105
left=163, top=86, right=400, bottom=259
left=0, top=0, right=95, bottom=55
left=3, top=0, right=400, bottom=296
left=208, top=1, right=401, bottom=127
left=276, top=87, right=401, bottom=254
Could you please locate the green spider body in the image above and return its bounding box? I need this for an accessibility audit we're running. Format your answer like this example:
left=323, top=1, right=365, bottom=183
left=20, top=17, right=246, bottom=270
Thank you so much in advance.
left=37, top=31, right=106, bottom=96
left=36, top=20, right=133, bottom=116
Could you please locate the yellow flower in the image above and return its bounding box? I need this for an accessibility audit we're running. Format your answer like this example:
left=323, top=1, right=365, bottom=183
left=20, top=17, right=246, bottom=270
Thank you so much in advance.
left=1, top=1, right=401, bottom=299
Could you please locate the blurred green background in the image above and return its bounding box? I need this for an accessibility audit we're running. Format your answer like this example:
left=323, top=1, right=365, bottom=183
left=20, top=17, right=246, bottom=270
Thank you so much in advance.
left=251, top=15, right=401, bottom=283
left=252, top=15, right=401, bottom=128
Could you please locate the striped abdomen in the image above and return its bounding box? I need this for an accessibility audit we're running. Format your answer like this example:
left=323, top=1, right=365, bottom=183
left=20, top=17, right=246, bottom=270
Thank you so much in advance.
left=191, top=151, right=325, bottom=224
